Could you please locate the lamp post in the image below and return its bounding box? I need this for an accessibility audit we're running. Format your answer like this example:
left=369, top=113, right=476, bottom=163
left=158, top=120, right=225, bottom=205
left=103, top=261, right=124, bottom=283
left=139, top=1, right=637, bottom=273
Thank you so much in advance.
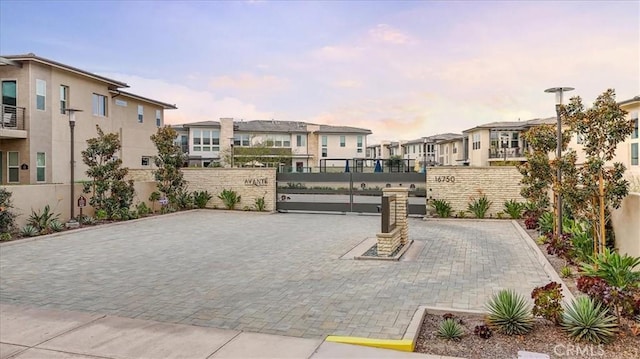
left=423, top=138, right=427, bottom=174
left=229, top=137, right=235, bottom=168
left=544, top=86, right=574, bottom=238
left=65, top=108, right=82, bottom=225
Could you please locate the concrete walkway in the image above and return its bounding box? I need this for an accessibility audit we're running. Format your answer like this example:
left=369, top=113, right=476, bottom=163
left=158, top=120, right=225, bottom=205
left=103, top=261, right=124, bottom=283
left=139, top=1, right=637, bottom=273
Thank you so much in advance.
left=0, top=211, right=550, bottom=340
left=0, top=303, right=459, bottom=359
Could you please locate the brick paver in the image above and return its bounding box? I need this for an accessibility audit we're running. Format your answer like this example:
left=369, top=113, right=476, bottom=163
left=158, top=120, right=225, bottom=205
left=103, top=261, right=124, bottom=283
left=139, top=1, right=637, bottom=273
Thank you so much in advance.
left=0, top=211, right=550, bottom=339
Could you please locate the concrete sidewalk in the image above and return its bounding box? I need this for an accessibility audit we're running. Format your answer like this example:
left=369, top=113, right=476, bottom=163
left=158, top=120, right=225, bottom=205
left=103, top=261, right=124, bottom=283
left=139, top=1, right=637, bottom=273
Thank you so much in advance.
left=0, top=304, right=461, bottom=359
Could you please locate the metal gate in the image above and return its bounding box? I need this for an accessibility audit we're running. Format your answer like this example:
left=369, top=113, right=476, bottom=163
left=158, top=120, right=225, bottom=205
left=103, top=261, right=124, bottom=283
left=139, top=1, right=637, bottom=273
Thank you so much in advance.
left=276, top=172, right=426, bottom=215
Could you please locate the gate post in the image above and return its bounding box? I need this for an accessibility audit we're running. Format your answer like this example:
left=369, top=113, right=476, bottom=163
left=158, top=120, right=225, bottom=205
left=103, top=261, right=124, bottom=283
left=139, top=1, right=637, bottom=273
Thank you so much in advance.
left=382, top=187, right=409, bottom=245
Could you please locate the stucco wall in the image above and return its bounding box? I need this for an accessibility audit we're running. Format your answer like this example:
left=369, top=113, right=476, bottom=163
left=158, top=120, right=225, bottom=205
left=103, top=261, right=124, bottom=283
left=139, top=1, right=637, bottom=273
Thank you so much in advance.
left=426, top=166, right=524, bottom=217
left=181, top=168, right=277, bottom=211
left=611, top=192, right=640, bottom=258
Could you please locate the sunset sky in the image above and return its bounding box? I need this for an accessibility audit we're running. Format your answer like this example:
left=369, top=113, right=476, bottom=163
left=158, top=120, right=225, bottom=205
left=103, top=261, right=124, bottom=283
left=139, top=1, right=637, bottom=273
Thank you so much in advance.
left=1, top=0, right=638, bottom=142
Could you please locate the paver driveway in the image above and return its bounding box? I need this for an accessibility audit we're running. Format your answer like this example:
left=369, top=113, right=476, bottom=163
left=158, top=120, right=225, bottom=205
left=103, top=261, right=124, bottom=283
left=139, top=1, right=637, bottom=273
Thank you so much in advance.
left=0, top=211, right=550, bottom=339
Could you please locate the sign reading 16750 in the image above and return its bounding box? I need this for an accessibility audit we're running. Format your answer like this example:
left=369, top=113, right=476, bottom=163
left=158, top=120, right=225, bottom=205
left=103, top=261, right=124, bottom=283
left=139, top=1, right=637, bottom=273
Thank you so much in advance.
left=434, top=176, right=455, bottom=183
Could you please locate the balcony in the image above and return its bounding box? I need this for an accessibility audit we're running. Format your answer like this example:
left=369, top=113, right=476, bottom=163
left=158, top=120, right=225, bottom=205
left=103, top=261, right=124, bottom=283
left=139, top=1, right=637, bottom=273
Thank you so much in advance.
left=0, top=105, right=27, bottom=139
left=488, top=147, right=523, bottom=160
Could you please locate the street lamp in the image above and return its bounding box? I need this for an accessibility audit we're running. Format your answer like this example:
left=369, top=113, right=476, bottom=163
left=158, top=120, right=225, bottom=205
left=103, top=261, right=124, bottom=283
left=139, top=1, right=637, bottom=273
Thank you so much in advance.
left=65, top=108, right=82, bottom=226
left=422, top=137, right=428, bottom=174
left=544, top=86, right=574, bottom=238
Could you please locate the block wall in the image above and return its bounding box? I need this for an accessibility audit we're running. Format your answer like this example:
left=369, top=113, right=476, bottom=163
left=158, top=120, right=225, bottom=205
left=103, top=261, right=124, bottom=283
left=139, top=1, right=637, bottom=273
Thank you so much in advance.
left=426, top=166, right=524, bottom=217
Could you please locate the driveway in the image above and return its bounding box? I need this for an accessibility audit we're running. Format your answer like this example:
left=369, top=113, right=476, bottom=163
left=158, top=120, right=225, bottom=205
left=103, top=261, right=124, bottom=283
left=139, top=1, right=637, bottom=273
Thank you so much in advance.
left=0, top=211, right=550, bottom=339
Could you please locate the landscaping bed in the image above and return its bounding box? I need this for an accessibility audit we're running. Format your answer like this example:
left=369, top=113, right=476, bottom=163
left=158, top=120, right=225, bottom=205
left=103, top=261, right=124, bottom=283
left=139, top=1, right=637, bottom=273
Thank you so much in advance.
left=414, top=220, right=639, bottom=358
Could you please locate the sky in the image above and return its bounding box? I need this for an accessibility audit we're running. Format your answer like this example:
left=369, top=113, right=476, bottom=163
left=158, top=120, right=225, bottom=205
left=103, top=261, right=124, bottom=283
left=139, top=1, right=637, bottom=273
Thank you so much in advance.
left=1, top=0, right=638, bottom=143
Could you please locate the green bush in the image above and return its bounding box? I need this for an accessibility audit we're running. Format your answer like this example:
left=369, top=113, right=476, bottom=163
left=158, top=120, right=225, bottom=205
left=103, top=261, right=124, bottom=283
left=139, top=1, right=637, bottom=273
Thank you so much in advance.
left=95, top=209, right=108, bottom=221
left=218, top=189, right=241, bottom=210
left=0, top=188, right=17, bottom=236
left=562, top=296, right=618, bottom=344
left=486, top=289, right=534, bottom=335
left=136, top=202, right=151, bottom=216
left=503, top=200, right=525, bottom=219
left=538, top=212, right=554, bottom=235
left=437, top=318, right=464, bottom=340
left=254, top=196, right=266, bottom=211
left=468, top=195, right=492, bottom=219
left=193, top=190, right=213, bottom=209
left=27, top=205, right=61, bottom=235
left=430, top=199, right=453, bottom=218
left=580, top=248, right=640, bottom=290
left=49, top=219, right=64, bottom=232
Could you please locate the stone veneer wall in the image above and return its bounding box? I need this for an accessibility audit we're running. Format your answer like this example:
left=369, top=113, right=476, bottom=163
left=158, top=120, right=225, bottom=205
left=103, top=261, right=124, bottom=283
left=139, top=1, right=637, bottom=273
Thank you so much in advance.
left=426, top=166, right=524, bottom=217
left=181, top=168, right=277, bottom=211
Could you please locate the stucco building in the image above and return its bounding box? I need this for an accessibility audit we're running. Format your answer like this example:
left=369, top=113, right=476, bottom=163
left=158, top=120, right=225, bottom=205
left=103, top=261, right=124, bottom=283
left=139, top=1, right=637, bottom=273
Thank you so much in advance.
left=0, top=53, right=176, bottom=185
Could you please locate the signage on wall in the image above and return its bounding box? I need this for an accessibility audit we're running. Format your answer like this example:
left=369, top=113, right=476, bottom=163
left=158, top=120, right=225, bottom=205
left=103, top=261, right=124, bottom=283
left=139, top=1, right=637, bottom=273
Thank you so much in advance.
left=20, top=163, right=28, bottom=170
left=244, top=178, right=269, bottom=186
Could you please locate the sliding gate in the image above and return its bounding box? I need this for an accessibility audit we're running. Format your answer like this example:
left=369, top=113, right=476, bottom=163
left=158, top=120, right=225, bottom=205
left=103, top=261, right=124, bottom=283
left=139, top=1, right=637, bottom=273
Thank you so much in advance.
left=276, top=172, right=426, bottom=215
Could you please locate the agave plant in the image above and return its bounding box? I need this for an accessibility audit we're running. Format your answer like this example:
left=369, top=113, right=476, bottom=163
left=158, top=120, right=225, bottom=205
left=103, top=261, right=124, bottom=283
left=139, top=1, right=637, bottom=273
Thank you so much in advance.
left=20, top=225, right=39, bottom=237
left=49, top=219, right=64, bottom=232
left=430, top=199, right=453, bottom=218
left=437, top=318, right=464, bottom=340
left=562, top=296, right=618, bottom=344
left=486, top=289, right=534, bottom=335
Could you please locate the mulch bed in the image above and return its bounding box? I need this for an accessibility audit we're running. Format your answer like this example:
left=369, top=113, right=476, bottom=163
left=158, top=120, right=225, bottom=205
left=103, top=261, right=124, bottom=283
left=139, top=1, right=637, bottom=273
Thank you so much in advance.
left=414, top=220, right=639, bottom=358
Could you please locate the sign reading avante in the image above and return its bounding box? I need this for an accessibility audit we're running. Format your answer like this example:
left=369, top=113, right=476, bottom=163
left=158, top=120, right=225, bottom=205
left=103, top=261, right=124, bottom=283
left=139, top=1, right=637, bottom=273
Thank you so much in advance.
left=245, top=178, right=269, bottom=186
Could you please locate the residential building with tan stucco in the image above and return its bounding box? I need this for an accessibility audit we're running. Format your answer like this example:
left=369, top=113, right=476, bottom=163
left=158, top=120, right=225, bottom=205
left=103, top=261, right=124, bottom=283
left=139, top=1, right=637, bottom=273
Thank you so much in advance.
left=0, top=54, right=176, bottom=185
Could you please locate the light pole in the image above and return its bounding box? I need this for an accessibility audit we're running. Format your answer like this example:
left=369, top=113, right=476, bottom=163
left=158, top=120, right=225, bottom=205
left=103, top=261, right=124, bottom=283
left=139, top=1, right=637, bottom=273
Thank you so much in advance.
left=65, top=108, right=82, bottom=226
left=229, top=137, right=235, bottom=168
left=423, top=138, right=427, bottom=174
left=544, top=86, right=574, bottom=238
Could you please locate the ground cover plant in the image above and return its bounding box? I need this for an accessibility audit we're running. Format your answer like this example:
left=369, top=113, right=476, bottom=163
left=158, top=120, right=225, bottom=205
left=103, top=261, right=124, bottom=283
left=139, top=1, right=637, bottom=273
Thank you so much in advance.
left=430, top=199, right=452, bottom=218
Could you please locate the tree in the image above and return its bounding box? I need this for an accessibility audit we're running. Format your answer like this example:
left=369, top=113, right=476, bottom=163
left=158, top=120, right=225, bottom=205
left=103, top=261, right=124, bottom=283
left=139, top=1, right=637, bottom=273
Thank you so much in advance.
left=82, top=125, right=135, bottom=217
left=563, top=89, right=634, bottom=253
left=150, top=126, right=187, bottom=209
left=220, top=140, right=292, bottom=169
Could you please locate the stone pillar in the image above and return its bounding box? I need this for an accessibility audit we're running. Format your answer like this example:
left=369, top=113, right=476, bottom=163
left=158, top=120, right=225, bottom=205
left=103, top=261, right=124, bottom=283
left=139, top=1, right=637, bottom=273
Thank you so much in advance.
left=220, top=117, right=235, bottom=167
left=382, top=187, right=409, bottom=245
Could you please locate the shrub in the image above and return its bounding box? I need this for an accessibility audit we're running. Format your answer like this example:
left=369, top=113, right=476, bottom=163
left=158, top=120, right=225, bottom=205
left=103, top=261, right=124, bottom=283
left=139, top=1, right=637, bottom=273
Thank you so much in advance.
left=560, top=266, right=573, bottom=278
left=547, top=233, right=574, bottom=261
left=192, top=190, right=212, bottom=209
left=531, top=282, right=564, bottom=325
left=486, top=289, right=534, bottom=335
left=457, top=210, right=467, bottom=218
left=430, top=199, right=453, bottom=218
left=468, top=195, right=492, bottom=219
left=49, top=219, right=64, bottom=232
left=20, top=225, right=39, bottom=237
left=580, top=248, right=640, bottom=291
left=0, top=188, right=17, bottom=236
left=503, top=200, right=525, bottom=219
left=538, top=212, right=554, bottom=235
left=576, top=275, right=638, bottom=321
left=254, top=196, right=266, bottom=212
left=562, top=296, right=618, bottom=344
left=218, top=189, right=241, bottom=210
left=473, top=324, right=492, bottom=339
left=95, top=209, right=108, bottom=221
left=174, top=189, right=194, bottom=210
left=437, top=318, right=464, bottom=341
left=136, top=202, right=151, bottom=216
left=27, top=205, right=61, bottom=235
left=524, top=216, right=538, bottom=230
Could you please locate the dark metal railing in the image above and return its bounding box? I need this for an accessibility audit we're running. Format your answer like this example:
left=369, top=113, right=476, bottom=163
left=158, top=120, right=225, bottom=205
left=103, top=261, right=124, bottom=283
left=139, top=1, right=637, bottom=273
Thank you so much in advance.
left=1, top=104, right=26, bottom=130
left=488, top=147, right=522, bottom=159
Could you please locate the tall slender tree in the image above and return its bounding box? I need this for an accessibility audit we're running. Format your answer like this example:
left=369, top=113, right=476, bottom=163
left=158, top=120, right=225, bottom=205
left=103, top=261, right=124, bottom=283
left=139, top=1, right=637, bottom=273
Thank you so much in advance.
left=150, top=126, right=187, bottom=209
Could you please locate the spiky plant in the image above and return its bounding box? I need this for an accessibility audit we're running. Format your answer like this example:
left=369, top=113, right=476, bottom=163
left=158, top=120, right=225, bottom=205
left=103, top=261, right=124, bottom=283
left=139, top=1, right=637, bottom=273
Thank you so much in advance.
left=562, top=296, right=618, bottom=344
left=437, top=318, right=464, bottom=341
left=473, top=324, right=492, bottom=339
left=560, top=266, right=573, bottom=278
left=20, top=225, right=38, bottom=237
left=486, top=289, right=534, bottom=335
left=49, top=219, right=64, bottom=232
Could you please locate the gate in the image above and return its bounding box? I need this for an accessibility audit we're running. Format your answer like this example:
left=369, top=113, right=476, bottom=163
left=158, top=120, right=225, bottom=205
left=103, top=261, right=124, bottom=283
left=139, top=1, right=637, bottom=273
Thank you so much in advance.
left=276, top=172, right=426, bottom=215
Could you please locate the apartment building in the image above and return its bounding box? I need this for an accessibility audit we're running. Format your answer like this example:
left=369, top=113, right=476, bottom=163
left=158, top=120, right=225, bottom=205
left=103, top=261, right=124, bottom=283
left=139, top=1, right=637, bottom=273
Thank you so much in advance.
left=173, top=118, right=371, bottom=172
left=0, top=54, right=176, bottom=185
left=366, top=133, right=461, bottom=170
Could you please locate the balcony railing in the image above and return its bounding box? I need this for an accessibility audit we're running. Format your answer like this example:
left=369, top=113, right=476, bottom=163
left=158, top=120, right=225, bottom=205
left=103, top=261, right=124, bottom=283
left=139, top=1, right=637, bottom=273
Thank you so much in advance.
left=488, top=147, right=522, bottom=159
left=1, top=105, right=26, bottom=130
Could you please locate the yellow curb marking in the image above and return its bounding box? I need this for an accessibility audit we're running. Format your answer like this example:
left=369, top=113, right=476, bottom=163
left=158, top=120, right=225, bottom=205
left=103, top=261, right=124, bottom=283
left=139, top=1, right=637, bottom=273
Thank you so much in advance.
left=325, top=336, right=414, bottom=352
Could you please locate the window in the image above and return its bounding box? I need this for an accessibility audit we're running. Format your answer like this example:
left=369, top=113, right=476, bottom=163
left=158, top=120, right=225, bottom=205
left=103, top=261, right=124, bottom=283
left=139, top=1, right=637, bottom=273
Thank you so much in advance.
left=322, top=148, right=327, bottom=157
left=59, top=85, right=68, bottom=114
left=472, top=134, right=481, bottom=150
left=234, top=134, right=250, bottom=146
left=263, top=134, right=291, bottom=147
left=322, top=136, right=328, bottom=157
left=2, top=80, right=17, bottom=106
left=141, top=156, right=151, bottom=166
left=92, top=94, right=107, bottom=116
left=36, top=79, right=46, bottom=110
left=296, top=134, right=306, bottom=147
left=632, top=143, right=638, bottom=166
left=8, top=151, right=19, bottom=183
left=36, top=152, right=46, bottom=182
left=322, top=136, right=328, bottom=147
left=511, top=132, right=519, bottom=148
left=340, top=136, right=346, bottom=147
left=631, top=112, right=638, bottom=139
left=156, top=110, right=162, bottom=127
left=357, top=135, right=363, bottom=153
left=453, top=145, right=458, bottom=154
left=138, top=105, right=144, bottom=123
left=192, top=129, right=220, bottom=152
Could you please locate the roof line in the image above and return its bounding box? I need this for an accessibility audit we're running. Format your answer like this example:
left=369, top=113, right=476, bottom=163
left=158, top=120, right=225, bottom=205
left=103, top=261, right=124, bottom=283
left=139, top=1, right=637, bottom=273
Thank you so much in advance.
left=109, top=90, right=177, bottom=109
